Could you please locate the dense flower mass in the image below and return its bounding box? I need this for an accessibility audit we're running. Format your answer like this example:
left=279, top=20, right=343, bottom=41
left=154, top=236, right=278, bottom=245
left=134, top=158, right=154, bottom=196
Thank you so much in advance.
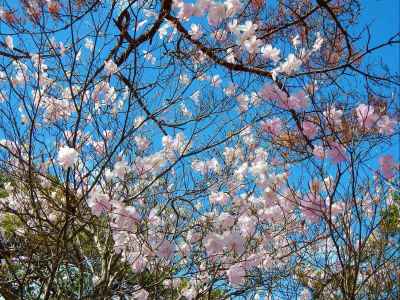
left=57, top=146, right=79, bottom=168
left=0, top=0, right=397, bottom=299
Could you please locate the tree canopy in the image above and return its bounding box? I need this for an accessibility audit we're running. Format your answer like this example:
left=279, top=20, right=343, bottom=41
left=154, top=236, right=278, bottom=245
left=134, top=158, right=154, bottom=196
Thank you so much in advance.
left=0, top=0, right=398, bottom=299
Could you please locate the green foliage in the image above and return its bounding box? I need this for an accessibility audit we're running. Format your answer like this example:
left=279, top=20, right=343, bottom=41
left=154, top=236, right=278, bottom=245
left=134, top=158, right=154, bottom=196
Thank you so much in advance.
left=381, top=204, right=399, bottom=235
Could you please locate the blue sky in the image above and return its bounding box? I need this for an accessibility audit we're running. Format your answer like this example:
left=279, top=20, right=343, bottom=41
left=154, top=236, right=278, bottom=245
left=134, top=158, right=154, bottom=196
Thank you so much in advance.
left=359, top=0, right=399, bottom=70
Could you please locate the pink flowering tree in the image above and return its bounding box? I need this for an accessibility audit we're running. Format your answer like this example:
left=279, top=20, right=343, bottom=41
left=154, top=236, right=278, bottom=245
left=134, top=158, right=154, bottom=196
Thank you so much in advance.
left=0, top=0, right=398, bottom=299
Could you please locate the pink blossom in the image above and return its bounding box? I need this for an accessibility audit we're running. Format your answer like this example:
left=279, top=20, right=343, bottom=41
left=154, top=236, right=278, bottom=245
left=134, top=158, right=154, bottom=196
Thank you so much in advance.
left=276, top=53, right=302, bottom=75
left=57, top=146, right=78, bottom=168
left=217, top=212, right=235, bottom=229
left=204, top=233, right=224, bottom=256
left=313, top=145, right=325, bottom=159
left=178, top=3, right=196, bottom=20
left=132, top=256, right=147, bottom=272
left=189, top=24, right=203, bottom=40
left=182, top=286, right=197, bottom=300
left=210, top=74, right=221, bottom=87
left=87, top=188, right=112, bottom=216
left=355, top=104, right=378, bottom=129
left=243, top=253, right=262, bottom=270
left=300, top=289, right=312, bottom=300
left=134, top=136, right=150, bottom=151
left=302, top=121, right=318, bottom=139
left=327, top=142, right=346, bottom=163
left=331, top=202, right=345, bottom=216
left=113, top=160, right=130, bottom=178
left=379, top=155, right=396, bottom=179
left=91, top=141, right=106, bottom=154
left=157, top=240, right=174, bottom=259
left=226, top=264, right=245, bottom=285
left=225, top=0, right=242, bottom=16
left=324, top=106, right=343, bottom=126
left=207, top=3, right=225, bottom=26
left=261, top=44, right=280, bottom=63
left=213, top=29, right=228, bottom=42
left=301, top=193, right=324, bottom=223
left=104, top=59, right=118, bottom=75
left=209, top=191, right=230, bottom=205
left=196, top=0, right=211, bottom=13
left=132, top=289, right=149, bottom=300
left=258, top=205, right=283, bottom=222
left=187, top=230, right=202, bottom=243
left=238, top=215, right=256, bottom=237
left=377, top=115, right=397, bottom=135
left=238, top=21, right=258, bottom=42
left=243, top=36, right=262, bottom=54
left=259, top=84, right=288, bottom=103
left=47, top=0, right=61, bottom=16
left=223, top=231, right=245, bottom=254
left=261, top=118, right=283, bottom=136
left=5, top=35, right=13, bottom=50
left=236, top=94, right=249, bottom=112
left=286, top=91, right=308, bottom=110
left=113, top=205, right=140, bottom=230
left=192, top=158, right=220, bottom=174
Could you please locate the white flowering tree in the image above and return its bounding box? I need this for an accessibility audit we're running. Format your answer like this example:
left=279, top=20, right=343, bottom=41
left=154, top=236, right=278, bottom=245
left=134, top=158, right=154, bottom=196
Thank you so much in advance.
left=0, top=0, right=398, bottom=299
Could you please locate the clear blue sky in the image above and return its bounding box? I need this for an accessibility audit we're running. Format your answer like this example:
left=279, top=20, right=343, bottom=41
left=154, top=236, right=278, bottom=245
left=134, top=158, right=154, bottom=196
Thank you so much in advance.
left=359, top=0, right=399, bottom=71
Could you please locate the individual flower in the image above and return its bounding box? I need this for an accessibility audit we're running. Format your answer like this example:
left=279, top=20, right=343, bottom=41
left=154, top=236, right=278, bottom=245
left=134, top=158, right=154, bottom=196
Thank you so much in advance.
left=112, top=204, right=140, bottom=230
left=292, top=34, right=301, bottom=48
left=223, top=83, right=237, bottom=96
left=313, top=145, right=325, bottom=159
left=104, top=59, right=118, bottom=75
left=259, top=83, right=287, bottom=103
left=132, top=288, right=149, bottom=300
left=236, top=94, right=249, bottom=112
left=177, top=3, right=193, bottom=20
left=158, top=23, right=170, bottom=39
left=312, top=32, right=324, bottom=52
left=277, top=54, right=302, bottom=75
left=181, top=286, right=197, bottom=300
left=379, top=155, right=396, bottom=179
left=286, top=91, right=308, bottom=110
left=47, top=0, right=61, bottom=16
left=327, top=142, right=346, bottom=163
left=209, top=191, right=230, bottom=205
left=5, top=35, right=13, bottom=50
left=223, top=231, right=245, bottom=254
left=300, top=193, right=324, bottom=223
left=302, top=121, right=318, bottom=139
left=204, top=233, right=224, bottom=256
left=323, top=105, right=343, bottom=126
left=261, top=44, right=280, bottom=63
left=355, top=104, right=378, bottom=129
left=143, top=50, right=156, bottom=64
left=377, top=115, right=397, bottom=135
left=238, top=214, right=256, bottom=236
left=87, top=188, right=111, bottom=216
left=113, top=160, right=130, bottom=178
left=134, top=136, right=150, bottom=151
left=210, top=74, right=221, bottom=87
left=227, top=264, right=246, bottom=286
left=57, top=146, right=78, bottom=168
left=261, top=118, right=283, bottom=136
left=208, top=3, right=225, bottom=26
left=243, top=36, right=262, bottom=54
left=237, top=20, right=258, bottom=42
left=212, top=29, right=228, bottom=41
left=189, top=24, right=203, bottom=40
left=225, top=0, right=241, bottom=16
left=157, top=240, right=174, bottom=259
left=84, top=38, right=94, bottom=51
